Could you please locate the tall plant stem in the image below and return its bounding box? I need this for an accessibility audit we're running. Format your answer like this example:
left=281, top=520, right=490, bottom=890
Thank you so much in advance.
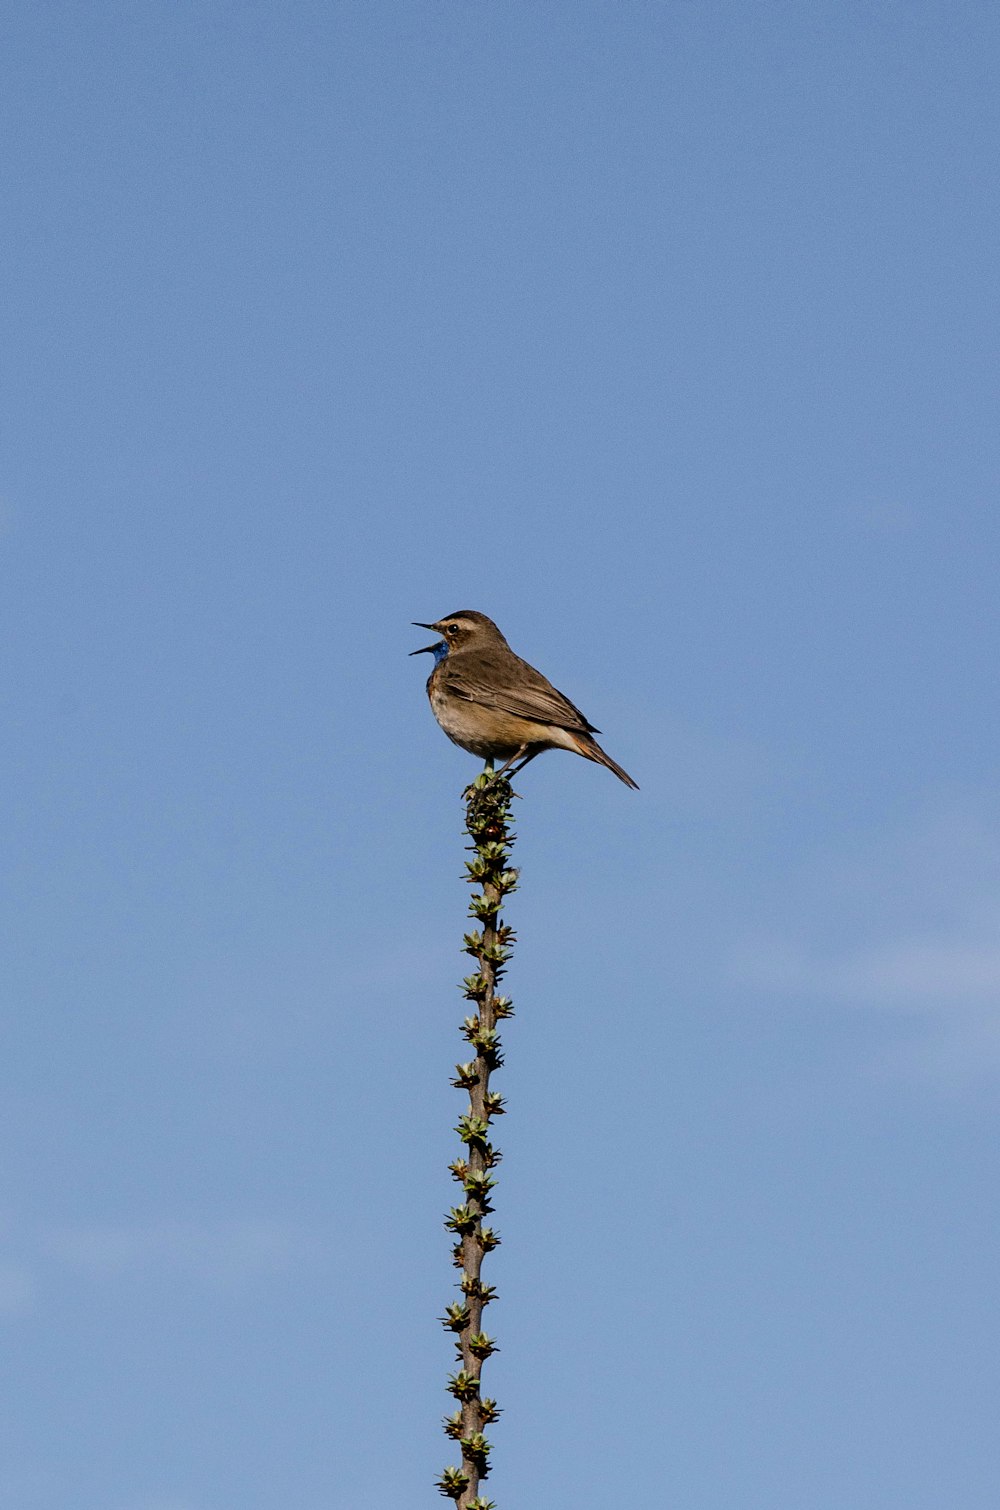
left=437, top=771, right=518, bottom=1510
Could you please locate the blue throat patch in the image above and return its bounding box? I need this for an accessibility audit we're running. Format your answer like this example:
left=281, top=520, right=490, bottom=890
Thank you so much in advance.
left=430, top=642, right=449, bottom=665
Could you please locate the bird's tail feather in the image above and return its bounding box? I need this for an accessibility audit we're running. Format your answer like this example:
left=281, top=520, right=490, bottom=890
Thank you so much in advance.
left=571, top=732, right=639, bottom=790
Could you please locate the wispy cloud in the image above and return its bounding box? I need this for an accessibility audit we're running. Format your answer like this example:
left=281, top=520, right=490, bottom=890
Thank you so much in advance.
left=0, top=1262, right=36, bottom=1316
left=732, top=799, right=1000, bottom=1083
left=849, top=487, right=917, bottom=534
left=45, top=1217, right=323, bottom=1286
left=0, top=1214, right=331, bottom=1323
left=618, top=706, right=778, bottom=819
left=118, top=1500, right=207, bottom=1510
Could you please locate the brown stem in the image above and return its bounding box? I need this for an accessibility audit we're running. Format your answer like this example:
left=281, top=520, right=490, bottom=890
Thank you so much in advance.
left=439, top=772, right=517, bottom=1509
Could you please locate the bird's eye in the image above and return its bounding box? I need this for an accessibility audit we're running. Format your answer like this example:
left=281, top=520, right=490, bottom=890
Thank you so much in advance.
left=446, top=624, right=459, bottom=636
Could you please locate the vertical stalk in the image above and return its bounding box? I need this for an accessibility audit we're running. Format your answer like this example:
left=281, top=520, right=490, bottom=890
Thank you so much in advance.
left=437, top=771, right=518, bottom=1510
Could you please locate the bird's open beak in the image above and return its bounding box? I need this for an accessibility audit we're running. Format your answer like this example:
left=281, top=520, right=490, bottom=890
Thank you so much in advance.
left=410, top=622, right=443, bottom=656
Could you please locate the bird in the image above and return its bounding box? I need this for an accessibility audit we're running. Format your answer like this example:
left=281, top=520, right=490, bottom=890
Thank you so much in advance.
left=410, top=610, right=638, bottom=789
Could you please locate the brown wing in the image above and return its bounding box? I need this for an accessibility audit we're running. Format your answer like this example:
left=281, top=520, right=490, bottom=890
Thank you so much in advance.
left=442, top=648, right=600, bottom=733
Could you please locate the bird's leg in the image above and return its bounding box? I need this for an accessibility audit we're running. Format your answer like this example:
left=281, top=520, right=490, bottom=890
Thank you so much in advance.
left=489, top=745, right=527, bottom=779
left=494, top=745, right=541, bottom=779
left=509, top=748, right=543, bottom=776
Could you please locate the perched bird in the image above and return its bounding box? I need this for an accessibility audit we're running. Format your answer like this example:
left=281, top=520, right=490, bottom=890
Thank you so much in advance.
left=411, top=610, right=638, bottom=789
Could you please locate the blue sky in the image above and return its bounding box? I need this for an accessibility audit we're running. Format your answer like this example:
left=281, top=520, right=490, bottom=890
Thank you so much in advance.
left=2, top=2, right=998, bottom=1505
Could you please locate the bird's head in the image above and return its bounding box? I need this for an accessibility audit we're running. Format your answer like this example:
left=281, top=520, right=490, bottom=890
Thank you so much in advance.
left=410, top=611, right=507, bottom=659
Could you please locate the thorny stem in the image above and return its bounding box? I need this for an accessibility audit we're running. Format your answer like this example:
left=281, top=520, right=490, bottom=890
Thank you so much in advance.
left=437, top=770, right=518, bottom=1509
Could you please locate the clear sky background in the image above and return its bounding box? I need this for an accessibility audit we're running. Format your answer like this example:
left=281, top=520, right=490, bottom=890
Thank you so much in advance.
left=2, top=2, right=998, bottom=1506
